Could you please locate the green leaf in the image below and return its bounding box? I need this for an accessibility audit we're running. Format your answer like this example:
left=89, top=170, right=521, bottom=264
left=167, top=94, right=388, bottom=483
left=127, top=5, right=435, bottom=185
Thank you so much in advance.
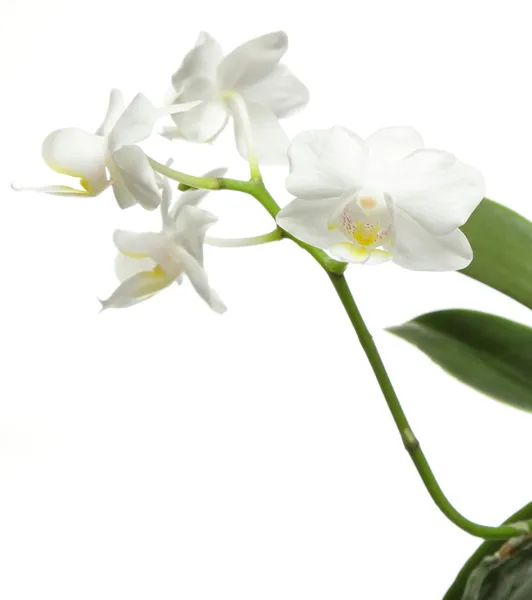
left=388, top=310, right=532, bottom=412
left=461, top=199, right=532, bottom=310
left=443, top=502, right=532, bottom=600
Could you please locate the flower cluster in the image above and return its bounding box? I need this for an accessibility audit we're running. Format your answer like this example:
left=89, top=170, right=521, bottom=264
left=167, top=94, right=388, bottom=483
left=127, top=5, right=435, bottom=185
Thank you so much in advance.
left=15, top=31, right=485, bottom=312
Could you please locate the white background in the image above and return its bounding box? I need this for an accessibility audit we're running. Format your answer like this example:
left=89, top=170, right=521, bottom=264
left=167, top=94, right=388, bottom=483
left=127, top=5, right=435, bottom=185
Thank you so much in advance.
left=1, top=1, right=532, bottom=598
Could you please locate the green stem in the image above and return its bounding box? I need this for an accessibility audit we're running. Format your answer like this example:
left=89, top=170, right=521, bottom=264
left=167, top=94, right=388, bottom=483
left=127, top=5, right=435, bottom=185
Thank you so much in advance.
left=327, top=272, right=529, bottom=541
left=206, top=229, right=283, bottom=248
left=149, top=159, right=347, bottom=276
left=149, top=158, right=222, bottom=190
left=150, top=156, right=528, bottom=540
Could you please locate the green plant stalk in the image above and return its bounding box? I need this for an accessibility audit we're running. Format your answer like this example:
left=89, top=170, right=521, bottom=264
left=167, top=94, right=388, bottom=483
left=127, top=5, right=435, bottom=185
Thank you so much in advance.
left=149, top=159, right=347, bottom=275
left=150, top=157, right=529, bottom=540
left=206, top=229, right=283, bottom=248
left=327, top=273, right=529, bottom=540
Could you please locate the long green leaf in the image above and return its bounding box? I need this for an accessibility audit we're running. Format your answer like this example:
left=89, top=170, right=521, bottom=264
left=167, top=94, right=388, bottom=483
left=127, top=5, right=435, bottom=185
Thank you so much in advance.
left=461, top=199, right=532, bottom=310
left=388, top=310, right=532, bottom=412
left=443, top=503, right=532, bottom=600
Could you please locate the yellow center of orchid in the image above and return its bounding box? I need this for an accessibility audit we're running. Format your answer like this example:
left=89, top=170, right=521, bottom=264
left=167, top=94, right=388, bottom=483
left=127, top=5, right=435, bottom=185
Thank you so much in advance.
left=151, top=264, right=166, bottom=277
left=339, top=198, right=391, bottom=248
left=352, top=221, right=382, bottom=246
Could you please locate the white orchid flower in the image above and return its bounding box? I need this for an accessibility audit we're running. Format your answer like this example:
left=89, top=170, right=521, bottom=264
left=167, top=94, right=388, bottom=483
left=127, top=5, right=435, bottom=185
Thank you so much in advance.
left=15, top=90, right=199, bottom=210
left=276, top=127, right=485, bottom=271
left=165, top=31, right=309, bottom=164
left=100, top=170, right=226, bottom=312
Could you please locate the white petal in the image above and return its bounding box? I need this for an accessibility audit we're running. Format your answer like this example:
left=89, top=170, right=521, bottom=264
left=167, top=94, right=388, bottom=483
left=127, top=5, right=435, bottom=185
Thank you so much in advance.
left=114, top=253, right=157, bottom=282
left=42, top=128, right=108, bottom=195
left=11, top=183, right=91, bottom=196
left=158, top=100, right=205, bottom=117
left=276, top=196, right=347, bottom=248
left=107, top=160, right=137, bottom=209
left=329, top=243, right=369, bottom=263
left=174, top=246, right=226, bottom=314
left=114, top=229, right=183, bottom=278
left=231, top=100, right=289, bottom=165
left=218, top=31, right=288, bottom=90
left=95, top=89, right=125, bottom=136
left=111, top=146, right=161, bottom=210
left=157, top=174, right=174, bottom=228
left=100, top=270, right=172, bottom=310
left=172, top=76, right=215, bottom=102
left=366, top=127, right=424, bottom=168
left=393, top=210, right=473, bottom=271
left=239, top=64, right=309, bottom=118
left=158, top=125, right=185, bottom=141
left=171, top=32, right=222, bottom=93
left=171, top=99, right=228, bottom=143
left=113, top=230, right=163, bottom=257
left=169, top=167, right=228, bottom=220
left=286, top=127, right=368, bottom=199
left=108, top=93, right=158, bottom=151
left=386, top=149, right=485, bottom=235
left=174, top=204, right=218, bottom=264
left=365, top=249, right=394, bottom=265
left=328, top=244, right=392, bottom=265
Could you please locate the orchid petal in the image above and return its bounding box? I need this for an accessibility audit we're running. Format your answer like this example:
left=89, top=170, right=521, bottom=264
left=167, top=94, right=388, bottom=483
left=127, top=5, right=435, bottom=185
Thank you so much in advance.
left=42, top=128, right=108, bottom=195
left=107, top=160, right=137, bottom=209
left=95, top=89, right=125, bottom=136
left=239, top=64, right=309, bottom=118
left=157, top=173, right=174, bottom=229
left=174, top=246, right=226, bottom=314
left=112, top=146, right=161, bottom=210
left=365, top=249, right=394, bottom=265
left=157, top=100, right=204, bottom=118
left=114, top=229, right=184, bottom=279
left=328, top=244, right=393, bottom=265
left=114, top=253, right=157, bottom=282
left=276, top=196, right=347, bottom=248
left=174, top=204, right=218, bottom=265
left=393, top=210, right=473, bottom=271
left=158, top=125, right=185, bottom=141
left=171, top=32, right=222, bottom=93
left=231, top=99, right=289, bottom=165
left=100, top=269, right=172, bottom=310
left=171, top=99, right=228, bottom=143
left=386, top=149, right=485, bottom=235
left=365, top=127, right=424, bottom=169
left=286, top=127, right=368, bottom=199
left=329, top=243, right=370, bottom=263
left=218, top=31, right=288, bottom=90
left=11, top=183, right=91, bottom=196
left=113, top=230, right=163, bottom=257
left=108, top=93, right=158, bottom=151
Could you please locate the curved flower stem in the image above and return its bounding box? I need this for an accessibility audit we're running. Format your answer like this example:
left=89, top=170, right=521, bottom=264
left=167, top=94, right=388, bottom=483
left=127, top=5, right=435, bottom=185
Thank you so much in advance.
left=150, top=156, right=529, bottom=540
left=148, top=158, right=347, bottom=276
left=327, top=272, right=529, bottom=541
left=218, top=179, right=347, bottom=275
left=149, top=158, right=222, bottom=190
left=206, top=229, right=283, bottom=248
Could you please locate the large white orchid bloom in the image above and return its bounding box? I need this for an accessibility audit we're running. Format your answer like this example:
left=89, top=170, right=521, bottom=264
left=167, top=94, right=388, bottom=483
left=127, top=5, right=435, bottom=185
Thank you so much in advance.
left=165, top=31, right=309, bottom=164
left=16, top=90, right=198, bottom=210
left=100, top=170, right=226, bottom=312
left=276, top=126, right=485, bottom=271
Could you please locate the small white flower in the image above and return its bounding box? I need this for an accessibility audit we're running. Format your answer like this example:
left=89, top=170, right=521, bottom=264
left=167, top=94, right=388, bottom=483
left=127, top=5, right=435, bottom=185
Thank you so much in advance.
left=100, top=169, right=227, bottom=312
left=15, top=90, right=198, bottom=210
left=276, top=127, right=485, bottom=271
left=165, top=31, right=309, bottom=164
